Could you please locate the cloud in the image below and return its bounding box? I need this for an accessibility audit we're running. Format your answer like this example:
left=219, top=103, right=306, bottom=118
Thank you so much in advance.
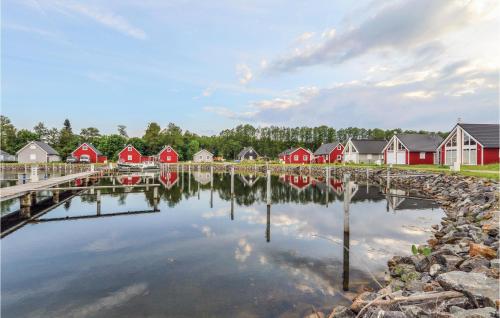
left=265, top=0, right=496, bottom=73
left=234, top=238, right=252, bottom=262
left=3, top=23, right=58, bottom=38
left=212, top=59, right=498, bottom=129
left=34, top=1, right=147, bottom=40
left=236, top=64, right=253, bottom=84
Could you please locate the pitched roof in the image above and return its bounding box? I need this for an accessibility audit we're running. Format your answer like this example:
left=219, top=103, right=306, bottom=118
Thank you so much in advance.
left=238, top=147, right=259, bottom=158
left=76, top=143, right=102, bottom=155
left=350, top=139, right=386, bottom=154
left=158, top=145, right=178, bottom=156
left=278, top=147, right=312, bottom=156
left=20, top=141, right=59, bottom=155
left=396, top=134, right=443, bottom=152
left=459, top=123, right=499, bottom=148
left=314, top=142, right=341, bottom=155
left=194, top=149, right=213, bottom=156
left=0, top=150, right=13, bottom=156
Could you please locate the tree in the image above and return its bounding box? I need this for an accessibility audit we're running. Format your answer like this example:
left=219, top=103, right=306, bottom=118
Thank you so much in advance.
left=80, top=127, right=101, bottom=142
left=63, top=119, right=72, bottom=133
left=143, top=122, right=162, bottom=154
left=33, top=122, right=49, bottom=141
left=58, top=119, right=78, bottom=159
left=117, top=125, right=128, bottom=138
left=15, top=129, right=39, bottom=151
left=128, top=137, right=147, bottom=154
left=95, top=134, right=127, bottom=161
left=186, top=140, right=200, bottom=160
left=0, top=116, right=17, bottom=153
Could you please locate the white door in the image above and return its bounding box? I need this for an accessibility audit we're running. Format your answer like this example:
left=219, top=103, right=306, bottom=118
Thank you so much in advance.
left=396, top=151, right=406, bottom=164
left=344, top=153, right=358, bottom=163
left=386, top=151, right=396, bottom=164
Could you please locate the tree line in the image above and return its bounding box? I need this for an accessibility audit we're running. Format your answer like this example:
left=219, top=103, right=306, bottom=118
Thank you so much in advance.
left=0, top=115, right=447, bottom=161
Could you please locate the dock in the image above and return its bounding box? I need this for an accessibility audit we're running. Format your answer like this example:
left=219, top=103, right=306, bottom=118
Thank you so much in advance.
left=0, top=171, right=100, bottom=202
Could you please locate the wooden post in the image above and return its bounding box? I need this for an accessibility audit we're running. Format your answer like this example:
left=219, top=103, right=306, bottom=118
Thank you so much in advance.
left=266, top=169, right=271, bottom=242
left=266, top=204, right=271, bottom=243
left=343, top=173, right=351, bottom=291
left=96, top=190, right=101, bottom=215
left=210, top=166, right=213, bottom=208
left=230, top=166, right=235, bottom=220
left=20, top=192, right=34, bottom=218
left=52, top=190, right=60, bottom=204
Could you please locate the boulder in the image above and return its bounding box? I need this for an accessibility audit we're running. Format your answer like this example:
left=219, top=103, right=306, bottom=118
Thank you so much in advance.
left=450, top=306, right=497, bottom=318
left=469, top=243, right=497, bottom=260
left=329, top=306, right=355, bottom=318
left=459, top=256, right=490, bottom=272
left=430, top=264, right=442, bottom=277
left=437, top=271, right=499, bottom=307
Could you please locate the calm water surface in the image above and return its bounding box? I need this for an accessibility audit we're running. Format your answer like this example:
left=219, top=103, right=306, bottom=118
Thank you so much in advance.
left=1, top=171, right=443, bottom=317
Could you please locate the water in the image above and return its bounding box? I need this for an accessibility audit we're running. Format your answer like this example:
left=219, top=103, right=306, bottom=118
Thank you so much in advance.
left=1, top=171, right=443, bottom=317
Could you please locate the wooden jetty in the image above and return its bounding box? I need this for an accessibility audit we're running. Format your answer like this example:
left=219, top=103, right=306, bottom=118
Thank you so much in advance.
left=0, top=171, right=100, bottom=202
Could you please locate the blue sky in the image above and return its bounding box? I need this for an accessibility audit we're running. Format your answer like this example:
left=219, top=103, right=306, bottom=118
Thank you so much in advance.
left=2, top=0, right=499, bottom=136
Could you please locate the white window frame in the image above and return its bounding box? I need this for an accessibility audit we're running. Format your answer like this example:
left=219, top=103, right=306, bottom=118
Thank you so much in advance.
left=30, top=154, right=37, bottom=160
left=293, top=155, right=299, bottom=161
left=337, top=155, right=342, bottom=161
left=419, top=152, right=426, bottom=159
left=127, top=155, right=132, bottom=161
left=127, top=146, right=132, bottom=152
left=294, top=176, right=299, bottom=183
left=337, top=145, right=341, bottom=150
left=303, top=155, right=308, bottom=161
left=82, top=145, right=88, bottom=150
left=166, top=156, right=171, bottom=161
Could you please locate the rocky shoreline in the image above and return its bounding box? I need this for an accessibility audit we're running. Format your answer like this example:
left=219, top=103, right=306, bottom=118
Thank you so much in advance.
left=191, top=164, right=499, bottom=317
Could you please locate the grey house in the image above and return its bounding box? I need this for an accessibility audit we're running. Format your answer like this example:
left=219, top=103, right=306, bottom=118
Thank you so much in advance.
left=16, top=141, right=61, bottom=163
left=343, top=139, right=386, bottom=164
left=193, top=149, right=213, bottom=163
left=0, top=150, right=17, bottom=162
left=237, top=147, right=259, bottom=161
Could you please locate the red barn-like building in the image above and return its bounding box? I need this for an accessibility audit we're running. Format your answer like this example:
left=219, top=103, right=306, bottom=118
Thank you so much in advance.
left=278, top=147, right=313, bottom=164
left=72, top=143, right=107, bottom=163
left=313, top=142, right=344, bottom=164
left=280, top=174, right=311, bottom=191
left=383, top=134, right=442, bottom=165
left=158, top=145, right=179, bottom=163
left=437, top=123, right=499, bottom=166
left=118, top=144, right=142, bottom=163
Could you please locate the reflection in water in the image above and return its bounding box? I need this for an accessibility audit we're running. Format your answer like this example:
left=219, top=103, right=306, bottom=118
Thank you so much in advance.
left=1, top=171, right=443, bottom=318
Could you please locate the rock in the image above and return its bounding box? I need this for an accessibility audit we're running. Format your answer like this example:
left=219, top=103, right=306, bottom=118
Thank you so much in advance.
left=304, top=312, right=325, bottom=318
left=469, top=243, right=497, bottom=260
left=401, top=305, right=430, bottom=317
left=430, top=264, right=442, bottom=277
left=329, top=306, right=355, bottom=318
left=452, top=307, right=497, bottom=318
left=364, top=308, right=407, bottom=318
left=490, top=259, right=500, bottom=269
left=437, top=271, right=499, bottom=307
left=459, top=256, right=491, bottom=272
left=436, top=254, right=463, bottom=270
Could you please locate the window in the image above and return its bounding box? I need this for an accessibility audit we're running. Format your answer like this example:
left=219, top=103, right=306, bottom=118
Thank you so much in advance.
left=419, top=152, right=425, bottom=159
left=167, top=156, right=171, bottom=161
left=127, top=146, right=132, bottom=151
left=30, top=145, right=36, bottom=149
left=367, top=154, right=373, bottom=159
left=303, top=155, right=308, bottom=161
left=397, top=142, right=406, bottom=151
left=302, top=176, right=307, bottom=182
left=337, top=145, right=342, bottom=150
left=127, top=155, right=132, bottom=161
left=294, top=176, right=299, bottom=182
left=294, top=155, right=299, bottom=161
left=167, top=148, right=171, bottom=152
left=337, top=155, right=342, bottom=161
left=206, top=156, right=210, bottom=160
left=82, top=145, right=88, bottom=150
left=387, top=143, right=394, bottom=151
left=30, top=154, right=36, bottom=160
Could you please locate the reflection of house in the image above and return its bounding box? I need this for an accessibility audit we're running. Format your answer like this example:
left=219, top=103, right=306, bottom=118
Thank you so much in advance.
left=238, top=174, right=260, bottom=187
left=17, top=141, right=60, bottom=163
left=0, top=150, right=16, bottom=162
left=349, top=184, right=385, bottom=202
left=193, top=149, right=213, bottom=163
left=280, top=174, right=311, bottom=191
left=193, top=171, right=212, bottom=185
left=437, top=123, right=499, bottom=166
left=383, top=134, right=442, bottom=165
left=72, top=143, right=107, bottom=163
left=343, top=139, right=385, bottom=164
left=118, top=175, right=142, bottom=185
left=311, top=177, right=344, bottom=194
left=159, top=171, right=179, bottom=189
left=386, top=189, right=439, bottom=211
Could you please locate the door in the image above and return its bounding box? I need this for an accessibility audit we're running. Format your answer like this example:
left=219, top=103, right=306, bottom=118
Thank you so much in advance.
left=386, top=151, right=396, bottom=164
left=396, top=151, right=406, bottom=164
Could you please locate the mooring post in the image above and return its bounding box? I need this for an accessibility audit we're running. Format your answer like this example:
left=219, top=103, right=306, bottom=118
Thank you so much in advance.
left=30, top=165, right=39, bottom=182
left=266, top=169, right=271, bottom=242
left=266, top=204, right=271, bottom=243
left=343, top=173, right=351, bottom=291
left=386, top=165, right=391, bottom=190
left=20, top=192, right=35, bottom=218
left=96, top=190, right=101, bottom=215
left=188, top=165, right=191, bottom=193
left=231, top=166, right=235, bottom=196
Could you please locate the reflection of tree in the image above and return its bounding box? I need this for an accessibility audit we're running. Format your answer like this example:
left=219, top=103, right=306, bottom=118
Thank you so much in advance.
left=64, top=201, right=71, bottom=210
left=1, top=199, right=16, bottom=214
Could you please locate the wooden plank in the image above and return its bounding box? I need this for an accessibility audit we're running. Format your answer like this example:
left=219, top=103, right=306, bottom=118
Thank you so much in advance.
left=33, top=209, right=159, bottom=222
left=32, top=184, right=160, bottom=191
left=0, top=171, right=98, bottom=202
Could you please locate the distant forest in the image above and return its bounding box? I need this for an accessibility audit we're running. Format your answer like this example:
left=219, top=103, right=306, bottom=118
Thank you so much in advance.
left=0, top=116, right=447, bottom=161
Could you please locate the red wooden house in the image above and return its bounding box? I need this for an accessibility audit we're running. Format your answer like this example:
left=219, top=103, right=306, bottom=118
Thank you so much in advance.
left=383, top=134, right=442, bottom=165
left=313, top=142, right=344, bottom=163
left=118, top=175, right=142, bottom=186
left=72, top=143, right=107, bottom=163
left=437, top=123, right=499, bottom=166
left=158, top=145, right=179, bottom=163
left=278, top=147, right=313, bottom=164
left=118, top=144, right=142, bottom=163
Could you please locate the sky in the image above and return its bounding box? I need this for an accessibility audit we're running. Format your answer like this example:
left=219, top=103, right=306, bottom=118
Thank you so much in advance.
left=2, top=0, right=499, bottom=137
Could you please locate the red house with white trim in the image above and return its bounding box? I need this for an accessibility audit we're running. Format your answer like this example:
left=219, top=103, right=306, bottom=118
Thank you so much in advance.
left=158, top=145, right=179, bottom=163
left=278, top=147, right=313, bottom=164
left=383, top=134, right=442, bottom=165
left=280, top=174, right=311, bottom=191
left=313, top=142, right=344, bottom=163
left=437, top=123, right=499, bottom=166
left=118, top=144, right=142, bottom=163
left=159, top=171, right=179, bottom=189
left=72, top=143, right=107, bottom=163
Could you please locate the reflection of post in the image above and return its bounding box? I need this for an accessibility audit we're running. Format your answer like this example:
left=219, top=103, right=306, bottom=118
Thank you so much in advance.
left=52, top=190, right=60, bottom=204
left=386, top=166, right=390, bottom=190
left=325, top=166, right=330, bottom=207
left=210, top=166, right=213, bottom=208
left=230, top=166, right=235, bottom=220
left=188, top=165, right=191, bottom=193
left=197, top=179, right=200, bottom=200
left=343, top=173, right=351, bottom=291
left=96, top=189, right=101, bottom=215
left=153, top=186, right=159, bottom=211
left=20, top=192, right=34, bottom=218
left=266, top=169, right=271, bottom=242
